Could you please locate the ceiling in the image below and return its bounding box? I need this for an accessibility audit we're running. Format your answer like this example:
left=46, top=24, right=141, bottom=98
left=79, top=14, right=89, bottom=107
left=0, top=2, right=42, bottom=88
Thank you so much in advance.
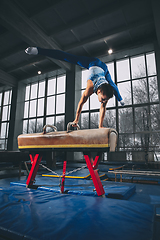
left=0, top=0, right=157, bottom=88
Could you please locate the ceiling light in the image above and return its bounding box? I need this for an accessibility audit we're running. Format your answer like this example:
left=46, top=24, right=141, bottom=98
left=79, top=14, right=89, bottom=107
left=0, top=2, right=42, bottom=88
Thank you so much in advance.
left=108, top=49, right=113, bottom=54
left=38, top=71, right=41, bottom=75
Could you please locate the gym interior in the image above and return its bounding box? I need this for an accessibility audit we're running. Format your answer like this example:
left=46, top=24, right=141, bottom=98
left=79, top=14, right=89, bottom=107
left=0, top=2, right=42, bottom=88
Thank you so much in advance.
left=0, top=0, right=160, bottom=239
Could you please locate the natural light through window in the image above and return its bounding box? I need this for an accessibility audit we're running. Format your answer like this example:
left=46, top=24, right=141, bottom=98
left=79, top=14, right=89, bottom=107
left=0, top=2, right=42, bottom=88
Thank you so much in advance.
left=0, top=90, right=12, bottom=150
left=23, top=75, right=66, bottom=133
left=80, top=52, right=159, bottom=151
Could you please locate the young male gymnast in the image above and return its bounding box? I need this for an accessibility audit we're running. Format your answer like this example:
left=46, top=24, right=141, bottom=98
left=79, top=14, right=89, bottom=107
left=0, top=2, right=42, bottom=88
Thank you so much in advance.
left=25, top=47, right=124, bottom=128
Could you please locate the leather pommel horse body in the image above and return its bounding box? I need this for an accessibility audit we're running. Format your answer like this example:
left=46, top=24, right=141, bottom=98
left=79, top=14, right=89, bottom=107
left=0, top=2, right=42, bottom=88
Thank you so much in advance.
left=18, top=124, right=118, bottom=197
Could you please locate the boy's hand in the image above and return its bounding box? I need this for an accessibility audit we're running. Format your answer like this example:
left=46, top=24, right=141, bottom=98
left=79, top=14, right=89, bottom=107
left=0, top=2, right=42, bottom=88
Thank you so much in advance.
left=67, top=121, right=80, bottom=132
left=72, top=121, right=78, bottom=127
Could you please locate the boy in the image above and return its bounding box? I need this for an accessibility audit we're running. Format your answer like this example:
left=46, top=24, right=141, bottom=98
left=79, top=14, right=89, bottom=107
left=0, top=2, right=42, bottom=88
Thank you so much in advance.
left=25, top=47, right=124, bottom=128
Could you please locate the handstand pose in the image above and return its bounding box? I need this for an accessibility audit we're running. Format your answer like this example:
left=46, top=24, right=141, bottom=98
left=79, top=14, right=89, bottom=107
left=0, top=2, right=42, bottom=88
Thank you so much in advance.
left=25, top=47, right=124, bottom=128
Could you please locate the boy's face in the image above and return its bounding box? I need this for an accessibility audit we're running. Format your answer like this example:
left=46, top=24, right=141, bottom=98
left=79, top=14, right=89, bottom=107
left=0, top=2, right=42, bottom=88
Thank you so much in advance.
left=97, top=90, right=108, bottom=103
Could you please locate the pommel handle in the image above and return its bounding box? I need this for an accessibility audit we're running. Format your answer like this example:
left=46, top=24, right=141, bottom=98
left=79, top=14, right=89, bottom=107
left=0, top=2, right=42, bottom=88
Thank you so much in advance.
left=43, top=124, right=57, bottom=134
left=67, top=122, right=80, bottom=132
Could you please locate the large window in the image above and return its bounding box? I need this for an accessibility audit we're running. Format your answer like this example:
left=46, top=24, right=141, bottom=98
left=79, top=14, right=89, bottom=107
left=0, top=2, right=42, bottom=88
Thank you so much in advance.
left=80, top=52, right=159, bottom=151
left=23, top=75, right=66, bottom=133
left=0, top=90, right=12, bottom=150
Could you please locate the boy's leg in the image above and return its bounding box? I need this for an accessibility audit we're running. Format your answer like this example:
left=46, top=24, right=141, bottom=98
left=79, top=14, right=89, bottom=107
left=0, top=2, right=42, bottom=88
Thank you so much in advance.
left=25, top=47, right=96, bottom=69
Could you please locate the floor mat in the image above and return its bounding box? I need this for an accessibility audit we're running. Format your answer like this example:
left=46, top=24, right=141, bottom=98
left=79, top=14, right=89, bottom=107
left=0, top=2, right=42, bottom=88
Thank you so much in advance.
left=10, top=176, right=136, bottom=199
left=0, top=186, right=154, bottom=240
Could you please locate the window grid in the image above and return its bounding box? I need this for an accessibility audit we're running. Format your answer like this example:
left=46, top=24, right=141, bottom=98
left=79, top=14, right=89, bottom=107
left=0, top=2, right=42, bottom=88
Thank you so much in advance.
left=0, top=90, right=12, bottom=150
left=80, top=51, right=159, bottom=150
left=23, top=75, right=66, bottom=134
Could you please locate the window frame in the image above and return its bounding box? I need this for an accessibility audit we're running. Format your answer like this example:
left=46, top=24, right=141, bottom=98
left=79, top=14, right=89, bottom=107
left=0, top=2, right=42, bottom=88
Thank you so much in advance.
left=23, top=74, right=66, bottom=134
left=80, top=51, right=159, bottom=150
left=0, top=89, right=12, bottom=150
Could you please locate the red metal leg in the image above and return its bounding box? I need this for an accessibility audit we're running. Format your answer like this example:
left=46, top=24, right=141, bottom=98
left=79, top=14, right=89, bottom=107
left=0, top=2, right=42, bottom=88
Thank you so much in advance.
left=61, top=161, right=67, bottom=193
left=26, top=154, right=42, bottom=187
left=84, top=154, right=105, bottom=197
left=92, top=155, right=101, bottom=169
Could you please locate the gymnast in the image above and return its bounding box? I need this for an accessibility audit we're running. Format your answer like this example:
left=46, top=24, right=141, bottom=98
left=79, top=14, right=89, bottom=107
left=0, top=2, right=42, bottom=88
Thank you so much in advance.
left=25, top=47, right=124, bottom=128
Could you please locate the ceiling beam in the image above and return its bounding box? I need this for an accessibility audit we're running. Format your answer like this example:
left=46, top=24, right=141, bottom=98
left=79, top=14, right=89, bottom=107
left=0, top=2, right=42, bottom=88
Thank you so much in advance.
left=19, top=66, right=61, bottom=81
left=0, top=69, right=17, bottom=87
left=0, top=0, right=71, bottom=71
left=64, top=17, right=154, bottom=51
left=19, top=0, right=67, bottom=18
left=95, top=36, right=156, bottom=59
left=49, top=0, right=144, bottom=37
left=0, top=43, right=28, bottom=61
left=6, top=56, right=46, bottom=73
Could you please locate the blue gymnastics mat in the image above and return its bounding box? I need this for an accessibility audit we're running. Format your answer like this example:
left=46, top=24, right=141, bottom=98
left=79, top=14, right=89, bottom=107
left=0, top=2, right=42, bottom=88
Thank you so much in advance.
left=0, top=186, right=154, bottom=240
left=10, top=176, right=136, bottom=200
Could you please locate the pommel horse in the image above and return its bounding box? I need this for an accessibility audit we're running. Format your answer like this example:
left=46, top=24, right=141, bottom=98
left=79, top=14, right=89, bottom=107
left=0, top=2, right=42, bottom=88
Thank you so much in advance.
left=18, top=122, right=118, bottom=197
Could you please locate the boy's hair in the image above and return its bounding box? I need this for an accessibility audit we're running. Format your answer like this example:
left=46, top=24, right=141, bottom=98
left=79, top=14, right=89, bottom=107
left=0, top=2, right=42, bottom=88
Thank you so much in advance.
left=98, top=83, right=114, bottom=99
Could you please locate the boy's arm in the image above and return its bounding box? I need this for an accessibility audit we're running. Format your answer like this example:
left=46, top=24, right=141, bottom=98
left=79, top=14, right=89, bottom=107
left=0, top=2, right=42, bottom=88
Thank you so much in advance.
left=73, top=80, right=93, bottom=126
left=105, top=71, right=124, bottom=105
left=99, top=101, right=108, bottom=128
